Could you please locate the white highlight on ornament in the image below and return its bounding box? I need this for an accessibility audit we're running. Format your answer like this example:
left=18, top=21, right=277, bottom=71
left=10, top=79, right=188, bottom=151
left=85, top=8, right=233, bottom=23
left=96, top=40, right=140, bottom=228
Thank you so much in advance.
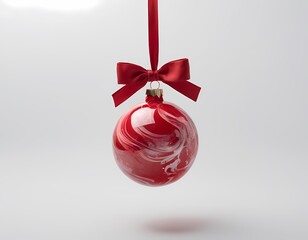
left=131, top=108, right=155, bottom=129
left=2, top=0, right=101, bottom=11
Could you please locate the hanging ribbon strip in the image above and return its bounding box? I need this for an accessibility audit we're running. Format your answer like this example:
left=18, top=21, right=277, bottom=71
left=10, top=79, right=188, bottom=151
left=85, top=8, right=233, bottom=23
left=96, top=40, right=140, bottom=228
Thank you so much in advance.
left=112, top=0, right=201, bottom=107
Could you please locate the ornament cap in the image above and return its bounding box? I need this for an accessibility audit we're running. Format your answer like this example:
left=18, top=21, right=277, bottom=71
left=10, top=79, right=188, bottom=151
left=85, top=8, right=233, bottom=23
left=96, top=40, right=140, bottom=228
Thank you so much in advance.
left=146, top=88, right=163, bottom=98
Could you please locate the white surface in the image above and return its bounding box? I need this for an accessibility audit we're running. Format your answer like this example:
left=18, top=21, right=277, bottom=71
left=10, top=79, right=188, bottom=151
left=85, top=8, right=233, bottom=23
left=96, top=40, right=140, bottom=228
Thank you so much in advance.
left=0, top=0, right=307, bottom=239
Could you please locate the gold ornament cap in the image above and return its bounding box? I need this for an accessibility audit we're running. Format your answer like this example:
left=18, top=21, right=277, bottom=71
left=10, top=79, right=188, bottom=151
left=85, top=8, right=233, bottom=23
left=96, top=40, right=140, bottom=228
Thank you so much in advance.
left=146, top=89, right=163, bottom=98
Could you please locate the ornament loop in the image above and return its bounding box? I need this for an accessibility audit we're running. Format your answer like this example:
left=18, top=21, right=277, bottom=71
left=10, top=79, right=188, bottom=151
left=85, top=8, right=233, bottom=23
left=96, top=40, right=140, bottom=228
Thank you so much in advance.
left=150, top=80, right=160, bottom=90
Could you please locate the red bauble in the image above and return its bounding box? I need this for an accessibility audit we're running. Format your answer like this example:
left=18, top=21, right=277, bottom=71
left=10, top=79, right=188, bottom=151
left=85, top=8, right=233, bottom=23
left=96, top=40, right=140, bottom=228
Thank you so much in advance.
left=113, top=89, right=198, bottom=186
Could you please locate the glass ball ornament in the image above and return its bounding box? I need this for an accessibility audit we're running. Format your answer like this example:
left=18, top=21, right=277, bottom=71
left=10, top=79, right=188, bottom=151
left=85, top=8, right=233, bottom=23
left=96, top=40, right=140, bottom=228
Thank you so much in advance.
left=112, top=89, right=198, bottom=186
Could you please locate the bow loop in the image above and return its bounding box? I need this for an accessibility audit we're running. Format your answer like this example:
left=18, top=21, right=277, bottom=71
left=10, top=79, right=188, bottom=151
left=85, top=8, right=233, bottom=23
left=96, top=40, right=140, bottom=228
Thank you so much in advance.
left=117, top=63, right=147, bottom=85
left=159, top=58, right=190, bottom=83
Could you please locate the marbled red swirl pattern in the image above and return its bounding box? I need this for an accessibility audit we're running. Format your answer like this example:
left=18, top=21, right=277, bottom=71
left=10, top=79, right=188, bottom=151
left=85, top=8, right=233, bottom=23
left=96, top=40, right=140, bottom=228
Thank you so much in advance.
left=113, top=96, right=198, bottom=186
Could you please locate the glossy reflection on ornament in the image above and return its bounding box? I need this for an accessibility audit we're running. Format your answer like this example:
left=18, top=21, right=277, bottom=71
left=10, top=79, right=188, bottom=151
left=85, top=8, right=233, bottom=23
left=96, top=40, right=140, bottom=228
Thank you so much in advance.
left=113, top=90, right=198, bottom=186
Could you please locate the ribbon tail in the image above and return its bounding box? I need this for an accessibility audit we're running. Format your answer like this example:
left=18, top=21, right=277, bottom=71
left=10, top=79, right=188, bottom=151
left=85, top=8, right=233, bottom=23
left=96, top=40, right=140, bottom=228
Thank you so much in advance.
left=166, top=81, right=201, bottom=102
left=112, top=81, right=147, bottom=107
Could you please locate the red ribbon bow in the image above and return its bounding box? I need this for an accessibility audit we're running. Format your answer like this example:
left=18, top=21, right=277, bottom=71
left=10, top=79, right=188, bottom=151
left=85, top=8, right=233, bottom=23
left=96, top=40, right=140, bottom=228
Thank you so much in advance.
left=113, top=58, right=200, bottom=107
left=112, top=0, right=201, bottom=107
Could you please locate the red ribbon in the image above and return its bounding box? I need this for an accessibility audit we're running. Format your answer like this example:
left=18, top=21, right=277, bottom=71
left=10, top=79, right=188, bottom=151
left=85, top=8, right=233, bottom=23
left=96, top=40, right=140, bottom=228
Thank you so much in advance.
left=112, top=0, right=201, bottom=107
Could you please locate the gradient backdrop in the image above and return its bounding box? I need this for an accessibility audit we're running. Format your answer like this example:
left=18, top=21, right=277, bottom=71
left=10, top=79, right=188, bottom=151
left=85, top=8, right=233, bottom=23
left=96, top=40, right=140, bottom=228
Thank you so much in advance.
left=0, top=0, right=307, bottom=239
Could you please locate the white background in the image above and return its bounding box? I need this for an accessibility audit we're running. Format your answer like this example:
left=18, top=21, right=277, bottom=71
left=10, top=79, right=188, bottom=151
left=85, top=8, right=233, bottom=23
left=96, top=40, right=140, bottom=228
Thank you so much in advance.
left=0, top=0, right=307, bottom=239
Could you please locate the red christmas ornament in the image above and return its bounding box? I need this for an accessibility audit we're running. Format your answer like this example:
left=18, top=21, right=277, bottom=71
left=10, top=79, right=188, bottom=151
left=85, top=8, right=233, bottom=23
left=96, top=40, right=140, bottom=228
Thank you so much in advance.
left=113, top=89, right=198, bottom=186
left=112, top=0, right=202, bottom=186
